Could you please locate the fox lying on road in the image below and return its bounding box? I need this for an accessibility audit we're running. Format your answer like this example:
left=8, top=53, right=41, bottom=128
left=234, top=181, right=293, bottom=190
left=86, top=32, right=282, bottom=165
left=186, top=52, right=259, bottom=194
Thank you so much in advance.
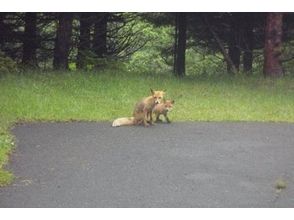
left=112, top=89, right=165, bottom=127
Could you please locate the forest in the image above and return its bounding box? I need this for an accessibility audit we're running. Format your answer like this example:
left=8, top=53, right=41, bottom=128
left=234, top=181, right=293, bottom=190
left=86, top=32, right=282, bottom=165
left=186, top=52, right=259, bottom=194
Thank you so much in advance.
left=1, top=12, right=294, bottom=77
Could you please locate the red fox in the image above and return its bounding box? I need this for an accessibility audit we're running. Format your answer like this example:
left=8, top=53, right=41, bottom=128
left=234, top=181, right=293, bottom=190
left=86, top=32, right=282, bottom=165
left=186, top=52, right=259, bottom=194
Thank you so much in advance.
left=152, top=99, right=174, bottom=123
left=112, top=89, right=165, bottom=127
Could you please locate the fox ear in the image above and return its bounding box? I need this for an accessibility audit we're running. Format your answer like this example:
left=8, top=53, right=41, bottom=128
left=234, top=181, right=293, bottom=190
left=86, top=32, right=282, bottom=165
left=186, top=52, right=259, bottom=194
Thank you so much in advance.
left=150, top=88, right=154, bottom=95
left=171, top=100, right=175, bottom=104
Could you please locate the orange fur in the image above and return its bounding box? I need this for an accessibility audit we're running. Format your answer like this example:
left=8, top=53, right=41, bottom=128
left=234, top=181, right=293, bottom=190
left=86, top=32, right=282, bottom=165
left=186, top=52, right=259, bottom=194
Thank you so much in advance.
left=152, top=99, right=174, bottom=123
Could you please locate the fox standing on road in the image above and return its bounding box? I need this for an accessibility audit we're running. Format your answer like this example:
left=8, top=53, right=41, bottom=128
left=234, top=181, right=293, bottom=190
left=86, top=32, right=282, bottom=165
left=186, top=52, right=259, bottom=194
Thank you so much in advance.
left=112, top=89, right=165, bottom=127
left=152, top=99, right=174, bottom=123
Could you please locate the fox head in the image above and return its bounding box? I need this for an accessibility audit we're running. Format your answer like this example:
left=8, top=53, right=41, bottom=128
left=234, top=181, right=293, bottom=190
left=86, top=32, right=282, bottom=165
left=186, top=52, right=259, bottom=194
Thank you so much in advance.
left=150, top=89, right=165, bottom=104
left=164, top=100, right=175, bottom=112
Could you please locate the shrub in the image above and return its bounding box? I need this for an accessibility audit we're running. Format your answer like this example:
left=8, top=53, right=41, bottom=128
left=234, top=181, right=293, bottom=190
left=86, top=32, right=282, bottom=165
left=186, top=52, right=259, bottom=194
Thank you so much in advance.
left=0, top=51, right=18, bottom=74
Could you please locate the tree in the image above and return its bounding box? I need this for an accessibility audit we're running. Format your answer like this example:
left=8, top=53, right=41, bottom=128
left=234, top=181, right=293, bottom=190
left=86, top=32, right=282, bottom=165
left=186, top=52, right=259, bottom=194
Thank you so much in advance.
left=93, top=13, right=108, bottom=58
left=53, top=13, right=73, bottom=70
left=0, top=13, right=25, bottom=61
left=0, top=13, right=6, bottom=45
left=77, top=13, right=92, bottom=69
left=22, top=12, right=37, bottom=67
left=242, top=14, right=254, bottom=73
left=188, top=13, right=270, bottom=75
left=174, top=13, right=187, bottom=77
left=202, top=13, right=238, bottom=74
left=263, top=13, right=284, bottom=77
left=227, top=13, right=242, bottom=73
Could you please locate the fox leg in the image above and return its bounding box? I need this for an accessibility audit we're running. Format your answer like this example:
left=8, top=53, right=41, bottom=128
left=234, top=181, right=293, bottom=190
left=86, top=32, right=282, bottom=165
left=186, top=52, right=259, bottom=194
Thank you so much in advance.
left=164, top=113, right=171, bottom=123
left=148, top=111, right=154, bottom=125
left=155, top=113, right=162, bottom=122
left=143, top=109, right=150, bottom=127
left=145, top=109, right=154, bottom=125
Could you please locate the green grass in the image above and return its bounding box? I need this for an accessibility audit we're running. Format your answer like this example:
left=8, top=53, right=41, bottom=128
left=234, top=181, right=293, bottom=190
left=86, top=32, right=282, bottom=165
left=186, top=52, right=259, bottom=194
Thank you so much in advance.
left=1, top=68, right=294, bottom=186
left=275, top=178, right=287, bottom=191
left=0, top=116, right=15, bottom=186
left=0, top=169, right=14, bottom=187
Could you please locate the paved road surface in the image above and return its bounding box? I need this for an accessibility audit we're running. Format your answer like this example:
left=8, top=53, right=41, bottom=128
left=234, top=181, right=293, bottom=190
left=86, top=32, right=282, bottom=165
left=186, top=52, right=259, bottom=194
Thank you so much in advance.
left=1, top=122, right=294, bottom=207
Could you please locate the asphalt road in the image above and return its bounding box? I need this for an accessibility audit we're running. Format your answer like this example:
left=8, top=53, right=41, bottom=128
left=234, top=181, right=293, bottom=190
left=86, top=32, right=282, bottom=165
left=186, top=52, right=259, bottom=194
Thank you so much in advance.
left=1, top=122, right=294, bottom=207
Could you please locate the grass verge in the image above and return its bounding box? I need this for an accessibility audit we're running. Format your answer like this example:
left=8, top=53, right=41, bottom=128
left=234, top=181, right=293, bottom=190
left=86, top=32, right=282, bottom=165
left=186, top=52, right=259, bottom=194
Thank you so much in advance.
left=0, top=117, right=15, bottom=186
left=1, top=69, right=294, bottom=186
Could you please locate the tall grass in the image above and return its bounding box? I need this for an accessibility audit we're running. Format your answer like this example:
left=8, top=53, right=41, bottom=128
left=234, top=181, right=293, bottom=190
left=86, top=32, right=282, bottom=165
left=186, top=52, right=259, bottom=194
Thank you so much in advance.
left=1, top=70, right=172, bottom=121
left=1, top=69, right=294, bottom=185
left=2, top=69, right=294, bottom=122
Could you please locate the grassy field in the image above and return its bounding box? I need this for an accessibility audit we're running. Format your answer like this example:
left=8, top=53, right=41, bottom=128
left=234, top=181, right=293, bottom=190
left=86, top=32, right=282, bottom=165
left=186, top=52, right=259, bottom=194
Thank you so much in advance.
left=1, top=69, right=294, bottom=185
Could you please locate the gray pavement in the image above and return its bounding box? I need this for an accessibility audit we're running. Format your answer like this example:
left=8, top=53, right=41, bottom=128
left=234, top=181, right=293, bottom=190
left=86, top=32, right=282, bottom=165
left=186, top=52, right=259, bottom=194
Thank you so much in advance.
left=0, top=122, right=294, bottom=207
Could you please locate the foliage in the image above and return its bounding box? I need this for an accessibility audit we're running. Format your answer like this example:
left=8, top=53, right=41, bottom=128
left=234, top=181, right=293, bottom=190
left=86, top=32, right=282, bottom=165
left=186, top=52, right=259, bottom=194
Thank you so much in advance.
left=37, top=13, right=57, bottom=68
left=71, top=50, right=105, bottom=70
left=0, top=118, right=14, bottom=186
left=188, top=13, right=266, bottom=53
left=0, top=50, right=18, bottom=74
left=107, top=13, right=151, bottom=58
left=1, top=12, right=294, bottom=76
left=126, top=22, right=174, bottom=74
left=185, top=48, right=226, bottom=76
left=281, top=40, right=294, bottom=76
left=0, top=169, right=13, bottom=186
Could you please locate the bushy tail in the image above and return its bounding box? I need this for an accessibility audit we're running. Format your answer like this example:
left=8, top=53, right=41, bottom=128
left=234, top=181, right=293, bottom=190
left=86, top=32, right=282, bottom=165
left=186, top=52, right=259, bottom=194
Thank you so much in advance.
left=112, top=117, right=135, bottom=127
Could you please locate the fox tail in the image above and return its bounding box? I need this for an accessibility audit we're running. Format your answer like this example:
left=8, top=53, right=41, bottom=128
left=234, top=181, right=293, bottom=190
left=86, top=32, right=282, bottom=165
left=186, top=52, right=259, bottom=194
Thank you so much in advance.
left=112, top=117, right=135, bottom=127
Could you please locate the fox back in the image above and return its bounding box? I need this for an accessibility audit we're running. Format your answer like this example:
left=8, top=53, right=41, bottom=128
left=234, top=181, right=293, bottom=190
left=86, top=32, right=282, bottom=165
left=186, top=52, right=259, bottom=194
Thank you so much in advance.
left=153, top=99, right=174, bottom=114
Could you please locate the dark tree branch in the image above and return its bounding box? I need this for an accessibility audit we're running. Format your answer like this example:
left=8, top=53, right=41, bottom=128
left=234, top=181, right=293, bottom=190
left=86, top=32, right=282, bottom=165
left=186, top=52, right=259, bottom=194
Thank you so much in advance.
left=202, top=14, right=238, bottom=74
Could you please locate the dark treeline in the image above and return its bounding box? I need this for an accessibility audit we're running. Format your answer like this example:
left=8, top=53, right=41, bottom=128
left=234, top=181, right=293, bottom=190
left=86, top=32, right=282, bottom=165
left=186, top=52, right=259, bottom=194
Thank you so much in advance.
left=0, top=12, right=293, bottom=77
left=0, top=12, right=146, bottom=70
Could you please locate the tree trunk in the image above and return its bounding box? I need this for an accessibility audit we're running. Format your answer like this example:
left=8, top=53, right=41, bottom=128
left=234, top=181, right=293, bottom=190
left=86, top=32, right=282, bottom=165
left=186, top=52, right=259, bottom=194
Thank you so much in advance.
left=53, top=13, right=73, bottom=70
left=173, top=13, right=178, bottom=75
left=93, top=13, right=108, bottom=58
left=227, top=14, right=241, bottom=73
left=0, top=13, right=5, bottom=45
left=263, top=13, right=283, bottom=77
left=242, top=15, right=254, bottom=74
left=228, top=42, right=240, bottom=73
left=77, top=13, right=92, bottom=69
left=174, top=13, right=187, bottom=77
left=203, top=14, right=238, bottom=75
left=22, top=12, right=38, bottom=67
